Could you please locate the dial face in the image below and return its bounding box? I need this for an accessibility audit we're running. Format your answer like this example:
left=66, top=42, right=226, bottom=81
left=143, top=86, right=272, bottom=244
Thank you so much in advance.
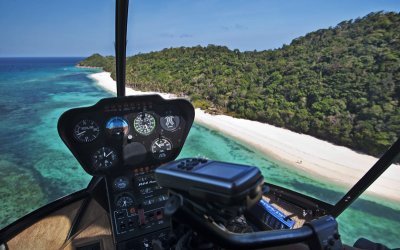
left=113, top=176, right=129, bottom=190
left=106, top=117, right=129, bottom=136
left=160, top=115, right=180, bottom=131
left=134, top=112, right=156, bottom=136
left=73, top=119, right=100, bottom=143
left=115, top=194, right=134, bottom=208
left=151, top=137, right=172, bottom=159
left=92, top=147, right=118, bottom=169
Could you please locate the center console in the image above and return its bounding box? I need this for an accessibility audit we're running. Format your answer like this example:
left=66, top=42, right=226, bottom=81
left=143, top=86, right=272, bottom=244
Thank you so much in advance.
left=106, top=166, right=170, bottom=249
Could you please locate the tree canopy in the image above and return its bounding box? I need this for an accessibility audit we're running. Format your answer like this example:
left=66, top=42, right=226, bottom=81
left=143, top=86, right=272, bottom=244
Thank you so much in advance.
left=79, top=12, right=400, bottom=158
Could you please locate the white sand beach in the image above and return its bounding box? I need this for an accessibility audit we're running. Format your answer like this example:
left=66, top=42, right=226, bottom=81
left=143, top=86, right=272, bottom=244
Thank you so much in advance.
left=88, top=72, right=400, bottom=202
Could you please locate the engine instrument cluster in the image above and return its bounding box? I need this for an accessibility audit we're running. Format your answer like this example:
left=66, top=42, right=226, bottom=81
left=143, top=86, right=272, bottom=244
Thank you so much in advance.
left=106, top=166, right=171, bottom=246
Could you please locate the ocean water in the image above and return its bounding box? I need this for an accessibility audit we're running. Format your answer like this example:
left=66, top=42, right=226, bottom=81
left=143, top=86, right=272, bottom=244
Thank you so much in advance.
left=0, top=58, right=398, bottom=247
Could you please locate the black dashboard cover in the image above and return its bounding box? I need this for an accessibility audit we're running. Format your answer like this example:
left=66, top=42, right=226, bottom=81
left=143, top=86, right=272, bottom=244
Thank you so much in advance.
left=58, top=95, right=194, bottom=176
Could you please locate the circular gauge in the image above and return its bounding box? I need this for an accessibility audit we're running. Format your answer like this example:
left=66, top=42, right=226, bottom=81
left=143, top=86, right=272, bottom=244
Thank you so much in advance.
left=134, top=112, right=156, bottom=136
left=92, top=147, right=118, bottom=169
left=115, top=194, right=134, bottom=208
left=73, top=119, right=100, bottom=143
left=160, top=115, right=180, bottom=131
left=151, top=137, right=173, bottom=159
left=106, top=117, right=129, bottom=136
left=113, top=176, right=130, bottom=190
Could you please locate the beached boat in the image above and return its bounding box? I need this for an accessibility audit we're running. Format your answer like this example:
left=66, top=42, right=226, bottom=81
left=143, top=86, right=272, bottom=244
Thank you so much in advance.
left=0, top=1, right=399, bottom=250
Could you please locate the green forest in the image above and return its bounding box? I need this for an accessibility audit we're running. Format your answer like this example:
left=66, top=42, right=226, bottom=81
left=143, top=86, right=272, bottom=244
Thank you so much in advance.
left=79, top=12, right=400, bottom=158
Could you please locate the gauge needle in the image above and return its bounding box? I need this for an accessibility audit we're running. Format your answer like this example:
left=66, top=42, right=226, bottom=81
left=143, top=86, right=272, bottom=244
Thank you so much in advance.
left=155, top=142, right=161, bottom=147
left=76, top=131, right=86, bottom=135
left=106, top=151, right=113, bottom=157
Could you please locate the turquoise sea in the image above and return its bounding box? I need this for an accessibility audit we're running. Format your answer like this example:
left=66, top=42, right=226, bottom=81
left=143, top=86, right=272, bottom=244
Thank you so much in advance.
left=0, top=58, right=398, bottom=247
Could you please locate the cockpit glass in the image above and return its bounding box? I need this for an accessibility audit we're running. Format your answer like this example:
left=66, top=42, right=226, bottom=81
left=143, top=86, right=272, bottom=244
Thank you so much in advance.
left=338, top=174, right=400, bottom=248
left=126, top=1, right=400, bottom=246
left=0, top=1, right=115, bottom=229
left=131, top=0, right=399, bottom=210
left=1, top=0, right=399, bottom=247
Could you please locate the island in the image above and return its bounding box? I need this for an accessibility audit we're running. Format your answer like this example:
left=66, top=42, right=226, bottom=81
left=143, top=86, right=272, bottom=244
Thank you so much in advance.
left=79, top=11, right=400, bottom=201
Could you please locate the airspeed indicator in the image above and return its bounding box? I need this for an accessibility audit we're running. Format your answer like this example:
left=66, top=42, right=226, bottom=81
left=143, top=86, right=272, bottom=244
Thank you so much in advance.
left=73, top=119, right=99, bottom=143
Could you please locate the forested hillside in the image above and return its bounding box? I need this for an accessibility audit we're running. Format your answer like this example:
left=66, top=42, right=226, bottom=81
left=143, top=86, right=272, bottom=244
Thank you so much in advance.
left=79, top=12, right=400, bottom=157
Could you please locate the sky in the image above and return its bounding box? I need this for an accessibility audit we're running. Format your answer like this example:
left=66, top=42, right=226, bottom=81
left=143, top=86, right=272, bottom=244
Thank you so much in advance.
left=0, top=0, right=399, bottom=57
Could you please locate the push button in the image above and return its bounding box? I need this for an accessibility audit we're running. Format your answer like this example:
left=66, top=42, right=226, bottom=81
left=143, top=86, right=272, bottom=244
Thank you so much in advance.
left=138, top=208, right=146, bottom=225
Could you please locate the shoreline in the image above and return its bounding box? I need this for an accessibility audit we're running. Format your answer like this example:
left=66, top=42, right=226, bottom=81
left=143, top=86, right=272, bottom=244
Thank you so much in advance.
left=87, top=71, right=400, bottom=202
left=75, top=65, right=103, bottom=69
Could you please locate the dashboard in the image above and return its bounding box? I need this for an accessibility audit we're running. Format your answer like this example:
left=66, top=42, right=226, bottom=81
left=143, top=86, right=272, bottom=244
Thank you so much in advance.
left=58, top=95, right=195, bottom=249
left=58, top=94, right=194, bottom=176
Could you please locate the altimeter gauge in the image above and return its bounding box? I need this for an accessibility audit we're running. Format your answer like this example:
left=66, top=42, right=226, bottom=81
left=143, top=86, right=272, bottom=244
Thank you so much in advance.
left=92, top=147, right=118, bottom=169
left=73, top=119, right=100, bottom=143
left=151, top=137, right=172, bottom=159
left=134, top=112, right=156, bottom=135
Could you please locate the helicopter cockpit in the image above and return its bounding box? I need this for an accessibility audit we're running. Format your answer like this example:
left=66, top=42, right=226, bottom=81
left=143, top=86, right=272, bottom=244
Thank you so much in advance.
left=55, top=92, right=341, bottom=250
left=0, top=1, right=399, bottom=250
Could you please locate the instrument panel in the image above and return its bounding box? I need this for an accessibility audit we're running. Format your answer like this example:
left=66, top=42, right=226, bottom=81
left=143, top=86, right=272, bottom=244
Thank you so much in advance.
left=58, top=95, right=194, bottom=248
left=58, top=95, right=195, bottom=176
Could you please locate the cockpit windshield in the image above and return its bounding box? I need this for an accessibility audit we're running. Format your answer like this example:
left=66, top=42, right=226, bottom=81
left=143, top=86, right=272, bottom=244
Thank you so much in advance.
left=0, top=0, right=399, bottom=247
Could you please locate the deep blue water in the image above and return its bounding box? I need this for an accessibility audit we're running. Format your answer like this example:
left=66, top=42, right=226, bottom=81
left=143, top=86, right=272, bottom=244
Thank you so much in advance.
left=0, top=58, right=398, bottom=247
